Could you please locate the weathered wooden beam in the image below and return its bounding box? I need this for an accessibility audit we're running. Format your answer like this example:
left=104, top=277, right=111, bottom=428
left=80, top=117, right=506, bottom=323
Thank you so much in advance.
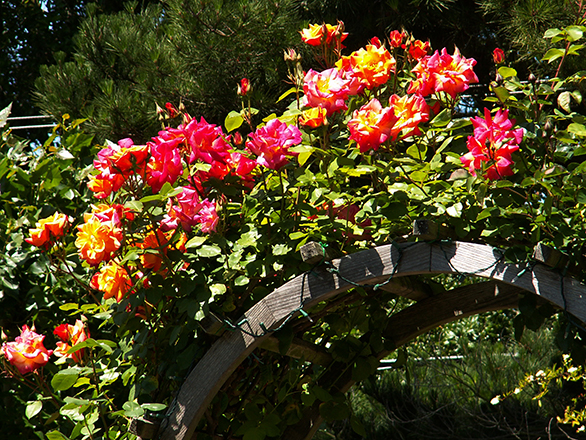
left=159, top=241, right=586, bottom=440
left=259, top=336, right=332, bottom=366
left=374, top=276, right=437, bottom=301
left=532, top=243, right=568, bottom=269
left=281, top=280, right=523, bottom=440
left=300, top=241, right=332, bottom=264
left=197, top=312, right=225, bottom=337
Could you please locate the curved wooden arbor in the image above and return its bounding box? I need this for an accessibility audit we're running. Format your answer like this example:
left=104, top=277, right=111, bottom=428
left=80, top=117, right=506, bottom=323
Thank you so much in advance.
left=158, top=241, right=586, bottom=440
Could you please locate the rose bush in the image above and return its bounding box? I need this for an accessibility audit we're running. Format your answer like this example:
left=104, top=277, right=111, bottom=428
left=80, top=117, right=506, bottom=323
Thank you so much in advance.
left=2, top=10, right=586, bottom=439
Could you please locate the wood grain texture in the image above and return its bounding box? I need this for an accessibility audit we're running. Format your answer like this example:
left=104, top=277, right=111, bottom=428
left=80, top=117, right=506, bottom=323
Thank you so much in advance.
left=159, top=241, right=586, bottom=440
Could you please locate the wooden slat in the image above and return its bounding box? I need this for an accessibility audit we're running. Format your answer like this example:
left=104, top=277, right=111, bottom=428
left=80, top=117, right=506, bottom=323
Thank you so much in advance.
left=159, top=241, right=586, bottom=440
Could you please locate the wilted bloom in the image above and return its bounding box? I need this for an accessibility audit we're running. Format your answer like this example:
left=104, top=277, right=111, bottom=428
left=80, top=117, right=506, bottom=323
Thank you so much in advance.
left=389, top=30, right=405, bottom=48
left=460, top=108, right=523, bottom=180
left=237, top=78, right=251, bottom=96
left=302, top=68, right=352, bottom=115
left=300, top=107, right=328, bottom=128
left=348, top=98, right=396, bottom=152
left=246, top=119, right=302, bottom=170
left=75, top=214, right=123, bottom=266
left=53, top=320, right=89, bottom=363
left=25, top=212, right=70, bottom=249
left=90, top=261, right=132, bottom=302
left=408, top=47, right=478, bottom=99
left=1, top=326, right=52, bottom=374
left=493, top=48, right=505, bottom=64
left=336, top=44, right=396, bottom=90
left=389, top=94, right=430, bottom=141
left=408, top=40, right=431, bottom=60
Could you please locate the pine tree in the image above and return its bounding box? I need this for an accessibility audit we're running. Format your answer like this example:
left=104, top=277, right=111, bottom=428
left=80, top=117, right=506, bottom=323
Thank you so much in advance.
left=35, top=0, right=303, bottom=144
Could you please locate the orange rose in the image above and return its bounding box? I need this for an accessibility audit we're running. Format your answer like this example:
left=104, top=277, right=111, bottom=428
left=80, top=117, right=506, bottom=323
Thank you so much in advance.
left=53, top=319, right=90, bottom=363
left=300, top=107, right=328, bottom=128
left=1, top=325, right=52, bottom=374
left=348, top=98, right=396, bottom=152
left=25, top=212, right=70, bottom=249
left=75, top=215, right=123, bottom=266
left=389, top=94, right=430, bottom=141
left=138, top=228, right=170, bottom=273
left=90, top=261, right=132, bottom=302
left=336, top=44, right=396, bottom=90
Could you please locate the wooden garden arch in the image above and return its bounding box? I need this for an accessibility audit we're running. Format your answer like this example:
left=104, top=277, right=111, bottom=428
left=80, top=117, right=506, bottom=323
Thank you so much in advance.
left=154, top=240, right=586, bottom=440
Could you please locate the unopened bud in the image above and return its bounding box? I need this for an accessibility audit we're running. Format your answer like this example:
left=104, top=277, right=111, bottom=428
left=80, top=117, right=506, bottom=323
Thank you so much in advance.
left=237, top=78, right=251, bottom=96
left=284, top=48, right=301, bottom=62
left=528, top=73, right=537, bottom=83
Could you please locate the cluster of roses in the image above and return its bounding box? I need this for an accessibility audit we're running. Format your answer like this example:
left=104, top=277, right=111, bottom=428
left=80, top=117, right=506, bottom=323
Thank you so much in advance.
left=299, top=23, right=523, bottom=179
left=25, top=114, right=304, bottom=304
left=299, top=23, right=480, bottom=154
left=1, top=321, right=89, bottom=375
left=461, top=108, right=524, bottom=180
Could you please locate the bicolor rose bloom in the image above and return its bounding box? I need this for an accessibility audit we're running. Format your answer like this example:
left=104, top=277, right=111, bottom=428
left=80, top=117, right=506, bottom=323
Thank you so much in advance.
left=300, top=107, right=328, bottom=128
left=389, top=30, right=405, bottom=48
left=470, top=108, right=523, bottom=146
left=1, top=325, right=52, bottom=374
left=238, top=78, right=251, bottom=96
left=493, top=48, right=505, bottom=64
left=90, top=260, right=132, bottom=302
left=460, top=108, right=523, bottom=180
left=195, top=199, right=219, bottom=233
left=89, top=203, right=135, bottom=228
left=388, top=94, right=430, bottom=141
left=88, top=138, right=149, bottom=198
left=348, top=98, right=396, bottom=152
left=75, top=214, right=123, bottom=266
left=161, top=186, right=219, bottom=233
left=25, top=212, right=71, bottom=248
left=300, top=22, right=348, bottom=47
left=408, top=40, right=431, bottom=60
left=53, top=319, right=90, bottom=363
left=336, top=44, right=396, bottom=90
left=408, top=47, right=478, bottom=99
left=138, top=227, right=170, bottom=273
left=146, top=137, right=184, bottom=193
left=302, top=68, right=352, bottom=115
left=246, top=119, right=302, bottom=170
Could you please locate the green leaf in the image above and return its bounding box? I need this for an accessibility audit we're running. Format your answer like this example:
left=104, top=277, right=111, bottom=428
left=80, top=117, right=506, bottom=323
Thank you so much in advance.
left=277, top=87, right=297, bottom=102
left=566, top=25, right=584, bottom=42
left=568, top=123, right=586, bottom=137
left=234, top=275, right=250, bottom=286
left=225, top=110, right=244, bottom=132
left=544, top=28, right=563, bottom=39
left=123, top=401, right=145, bottom=418
left=542, top=48, right=565, bottom=63
left=46, top=431, right=68, bottom=440
left=185, top=236, right=207, bottom=249
left=51, top=369, right=79, bottom=391
left=210, top=283, right=227, bottom=297
left=430, top=109, right=451, bottom=127
left=25, top=400, right=43, bottom=419
left=498, top=66, right=517, bottom=78
left=272, top=244, right=291, bottom=255
left=558, top=91, right=572, bottom=112
left=141, top=403, right=167, bottom=412
left=197, top=244, right=222, bottom=257
left=350, top=415, right=367, bottom=437
left=243, top=427, right=266, bottom=440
